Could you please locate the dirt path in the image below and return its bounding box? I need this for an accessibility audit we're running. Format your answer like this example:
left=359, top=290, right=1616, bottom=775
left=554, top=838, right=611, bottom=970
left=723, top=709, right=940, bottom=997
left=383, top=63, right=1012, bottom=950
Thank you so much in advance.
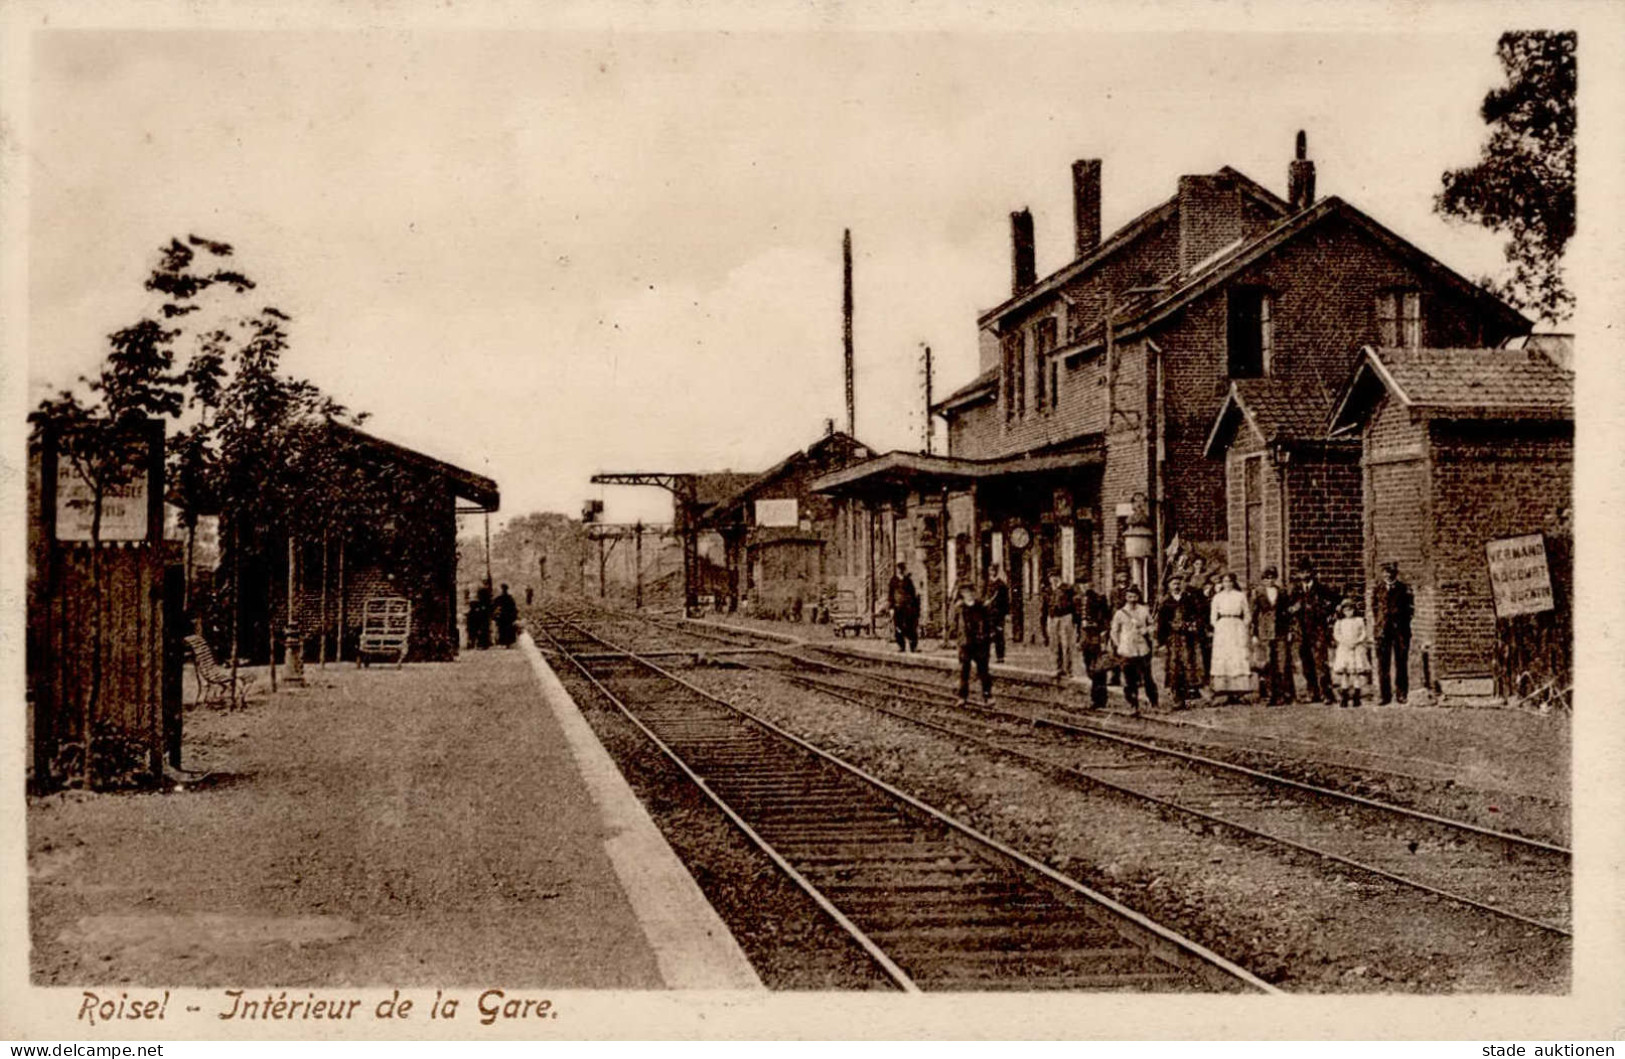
left=29, top=650, right=663, bottom=988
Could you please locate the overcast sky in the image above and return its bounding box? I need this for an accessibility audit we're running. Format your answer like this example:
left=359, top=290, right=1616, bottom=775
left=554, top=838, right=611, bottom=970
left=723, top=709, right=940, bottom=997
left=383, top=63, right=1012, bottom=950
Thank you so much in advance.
left=26, top=24, right=1529, bottom=525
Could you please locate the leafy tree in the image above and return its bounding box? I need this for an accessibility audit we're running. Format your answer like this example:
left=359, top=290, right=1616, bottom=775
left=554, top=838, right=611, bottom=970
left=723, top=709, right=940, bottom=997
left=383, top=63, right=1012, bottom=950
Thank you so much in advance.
left=1436, top=30, right=1576, bottom=323
left=31, top=235, right=361, bottom=785
left=30, top=235, right=246, bottom=787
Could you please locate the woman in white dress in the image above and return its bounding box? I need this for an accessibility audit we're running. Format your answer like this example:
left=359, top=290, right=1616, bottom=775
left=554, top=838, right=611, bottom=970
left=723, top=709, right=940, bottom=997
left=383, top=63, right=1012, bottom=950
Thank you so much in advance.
left=1208, top=572, right=1253, bottom=702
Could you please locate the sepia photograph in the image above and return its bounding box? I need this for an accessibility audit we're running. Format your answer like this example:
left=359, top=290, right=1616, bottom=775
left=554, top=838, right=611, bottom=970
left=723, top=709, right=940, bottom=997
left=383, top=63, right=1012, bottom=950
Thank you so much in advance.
left=3, top=0, right=1622, bottom=1043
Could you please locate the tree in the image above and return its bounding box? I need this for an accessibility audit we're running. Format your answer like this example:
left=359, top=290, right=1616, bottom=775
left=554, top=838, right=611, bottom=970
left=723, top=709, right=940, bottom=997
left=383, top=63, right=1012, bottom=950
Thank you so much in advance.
left=30, top=235, right=247, bottom=787
left=1436, top=30, right=1576, bottom=323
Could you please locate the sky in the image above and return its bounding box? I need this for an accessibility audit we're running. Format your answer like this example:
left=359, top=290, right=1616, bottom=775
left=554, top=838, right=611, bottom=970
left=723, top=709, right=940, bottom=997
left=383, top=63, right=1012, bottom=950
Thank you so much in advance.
left=25, top=24, right=1526, bottom=526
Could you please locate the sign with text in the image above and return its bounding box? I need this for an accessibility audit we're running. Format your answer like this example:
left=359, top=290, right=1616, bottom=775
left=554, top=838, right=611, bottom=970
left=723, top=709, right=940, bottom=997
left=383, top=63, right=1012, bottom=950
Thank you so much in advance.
left=754, top=498, right=799, bottom=528
left=56, top=460, right=150, bottom=542
left=1485, top=534, right=1554, bottom=617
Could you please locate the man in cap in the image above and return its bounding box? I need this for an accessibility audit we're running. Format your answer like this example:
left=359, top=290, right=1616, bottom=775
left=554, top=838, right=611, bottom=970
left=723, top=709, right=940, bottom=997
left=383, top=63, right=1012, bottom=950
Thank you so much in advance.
left=1372, top=562, right=1415, bottom=705
left=948, top=580, right=995, bottom=706
left=1288, top=563, right=1338, bottom=704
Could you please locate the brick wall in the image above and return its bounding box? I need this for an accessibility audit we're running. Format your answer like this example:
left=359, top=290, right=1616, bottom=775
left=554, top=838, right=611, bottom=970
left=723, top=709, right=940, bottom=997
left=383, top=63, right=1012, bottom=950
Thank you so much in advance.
left=1427, top=418, right=1572, bottom=678
left=945, top=191, right=1529, bottom=613
left=1363, top=395, right=1431, bottom=675
left=1285, top=444, right=1364, bottom=598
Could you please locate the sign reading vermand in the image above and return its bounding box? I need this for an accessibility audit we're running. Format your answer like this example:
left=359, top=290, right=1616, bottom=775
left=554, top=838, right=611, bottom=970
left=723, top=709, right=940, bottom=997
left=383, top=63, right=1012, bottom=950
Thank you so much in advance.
left=56, top=462, right=149, bottom=542
left=1485, top=534, right=1554, bottom=617
left=754, top=498, right=799, bottom=528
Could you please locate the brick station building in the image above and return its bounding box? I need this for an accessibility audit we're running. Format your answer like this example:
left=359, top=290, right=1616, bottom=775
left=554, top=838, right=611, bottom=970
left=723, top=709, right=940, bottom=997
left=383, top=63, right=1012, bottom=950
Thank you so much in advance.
left=697, top=427, right=872, bottom=617
left=1328, top=342, right=1573, bottom=691
left=816, top=132, right=1530, bottom=641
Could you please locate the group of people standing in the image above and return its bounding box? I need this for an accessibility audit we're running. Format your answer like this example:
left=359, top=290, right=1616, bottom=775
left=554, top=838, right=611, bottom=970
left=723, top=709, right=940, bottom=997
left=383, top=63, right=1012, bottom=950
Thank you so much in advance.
left=925, top=557, right=1415, bottom=713
left=464, top=581, right=519, bottom=650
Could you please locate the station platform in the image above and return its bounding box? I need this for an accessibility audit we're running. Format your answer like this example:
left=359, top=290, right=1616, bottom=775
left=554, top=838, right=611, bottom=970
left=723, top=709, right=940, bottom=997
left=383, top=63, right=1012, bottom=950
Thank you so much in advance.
left=26, top=643, right=760, bottom=990
left=677, top=610, right=1570, bottom=805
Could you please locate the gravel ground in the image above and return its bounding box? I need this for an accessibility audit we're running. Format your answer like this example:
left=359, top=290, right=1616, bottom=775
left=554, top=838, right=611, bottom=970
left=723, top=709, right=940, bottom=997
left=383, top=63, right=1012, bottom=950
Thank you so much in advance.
left=29, top=651, right=664, bottom=988
left=676, top=666, right=1569, bottom=993
left=645, top=616, right=1571, bottom=847
left=545, top=649, right=894, bottom=990
left=680, top=611, right=1570, bottom=802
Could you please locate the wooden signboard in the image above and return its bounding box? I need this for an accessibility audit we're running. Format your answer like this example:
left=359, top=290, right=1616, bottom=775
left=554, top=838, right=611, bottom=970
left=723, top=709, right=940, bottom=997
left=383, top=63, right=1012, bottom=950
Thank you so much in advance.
left=55, top=461, right=149, bottom=541
left=1485, top=533, right=1555, bottom=617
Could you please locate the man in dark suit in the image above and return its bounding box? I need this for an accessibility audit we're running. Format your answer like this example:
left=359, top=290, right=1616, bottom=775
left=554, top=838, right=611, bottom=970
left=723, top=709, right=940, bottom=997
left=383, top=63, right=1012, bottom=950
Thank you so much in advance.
left=1372, top=562, right=1415, bottom=705
left=1156, top=574, right=1205, bottom=708
left=948, top=581, right=995, bottom=706
left=1249, top=567, right=1294, bottom=705
left=888, top=563, right=920, bottom=653
left=1074, top=579, right=1112, bottom=709
left=986, top=564, right=1011, bottom=663
left=1288, top=563, right=1338, bottom=704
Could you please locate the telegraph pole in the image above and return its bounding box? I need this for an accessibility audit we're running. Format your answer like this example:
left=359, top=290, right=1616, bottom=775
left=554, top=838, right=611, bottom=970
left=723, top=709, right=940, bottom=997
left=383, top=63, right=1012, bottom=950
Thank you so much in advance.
left=921, top=342, right=934, bottom=454
left=844, top=228, right=855, bottom=437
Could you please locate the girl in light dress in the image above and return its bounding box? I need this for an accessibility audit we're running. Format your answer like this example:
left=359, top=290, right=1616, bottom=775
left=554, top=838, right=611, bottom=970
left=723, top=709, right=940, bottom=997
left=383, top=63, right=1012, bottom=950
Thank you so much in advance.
left=1208, top=571, right=1253, bottom=703
left=1331, top=597, right=1372, bottom=708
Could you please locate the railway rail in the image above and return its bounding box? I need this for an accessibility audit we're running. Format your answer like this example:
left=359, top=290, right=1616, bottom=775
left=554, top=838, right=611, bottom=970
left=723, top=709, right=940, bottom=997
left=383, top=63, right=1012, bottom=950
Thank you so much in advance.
left=580, top=608, right=1572, bottom=939
left=534, top=610, right=1278, bottom=993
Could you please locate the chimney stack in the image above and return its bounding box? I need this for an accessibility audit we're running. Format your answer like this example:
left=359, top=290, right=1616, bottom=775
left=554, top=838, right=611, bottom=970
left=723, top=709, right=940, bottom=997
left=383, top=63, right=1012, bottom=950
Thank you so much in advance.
left=1288, top=130, right=1316, bottom=211
left=1010, top=208, right=1036, bottom=294
left=1072, top=159, right=1102, bottom=259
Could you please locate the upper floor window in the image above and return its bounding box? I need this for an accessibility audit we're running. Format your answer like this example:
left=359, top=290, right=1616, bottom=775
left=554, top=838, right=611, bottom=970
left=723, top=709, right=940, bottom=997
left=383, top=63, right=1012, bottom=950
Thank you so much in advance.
left=1033, top=317, right=1058, bottom=412
left=1002, top=331, right=1025, bottom=422
left=1376, top=291, right=1423, bottom=348
left=1227, top=287, right=1272, bottom=379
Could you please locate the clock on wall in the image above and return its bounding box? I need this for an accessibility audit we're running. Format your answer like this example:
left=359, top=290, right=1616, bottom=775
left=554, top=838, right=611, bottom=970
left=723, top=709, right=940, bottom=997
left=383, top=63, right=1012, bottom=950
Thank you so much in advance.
left=1009, top=526, right=1031, bottom=549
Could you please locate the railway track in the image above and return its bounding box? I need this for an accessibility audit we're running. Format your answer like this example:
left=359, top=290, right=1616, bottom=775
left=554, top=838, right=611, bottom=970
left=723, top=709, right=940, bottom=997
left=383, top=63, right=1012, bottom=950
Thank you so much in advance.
left=534, top=610, right=1278, bottom=993
left=584, top=608, right=1572, bottom=939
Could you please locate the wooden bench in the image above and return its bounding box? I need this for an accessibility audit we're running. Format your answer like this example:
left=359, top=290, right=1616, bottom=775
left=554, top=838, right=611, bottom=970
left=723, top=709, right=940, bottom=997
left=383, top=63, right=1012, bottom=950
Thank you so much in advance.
left=358, top=596, right=412, bottom=668
left=185, top=633, right=253, bottom=708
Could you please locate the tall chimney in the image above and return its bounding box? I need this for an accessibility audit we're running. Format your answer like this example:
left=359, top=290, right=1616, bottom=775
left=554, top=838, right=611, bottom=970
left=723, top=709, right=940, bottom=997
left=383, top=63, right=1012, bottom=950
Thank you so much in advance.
left=1010, top=208, right=1036, bottom=294
left=843, top=228, right=855, bottom=436
left=1072, top=159, right=1102, bottom=259
left=1288, top=130, right=1316, bottom=211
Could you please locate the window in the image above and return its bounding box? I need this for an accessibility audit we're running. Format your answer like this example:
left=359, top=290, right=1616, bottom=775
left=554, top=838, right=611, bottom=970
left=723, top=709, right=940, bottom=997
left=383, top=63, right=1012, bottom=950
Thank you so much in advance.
left=1033, top=317, right=1058, bottom=412
left=1002, top=331, right=1025, bottom=422
left=1227, top=287, right=1271, bottom=378
left=1377, top=291, right=1423, bottom=348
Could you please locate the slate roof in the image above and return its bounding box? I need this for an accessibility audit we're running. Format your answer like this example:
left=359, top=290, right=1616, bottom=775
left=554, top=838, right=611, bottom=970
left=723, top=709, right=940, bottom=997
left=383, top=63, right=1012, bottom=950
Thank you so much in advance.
left=932, top=366, right=998, bottom=415
left=1203, top=376, right=1344, bottom=458
left=1328, top=346, right=1575, bottom=435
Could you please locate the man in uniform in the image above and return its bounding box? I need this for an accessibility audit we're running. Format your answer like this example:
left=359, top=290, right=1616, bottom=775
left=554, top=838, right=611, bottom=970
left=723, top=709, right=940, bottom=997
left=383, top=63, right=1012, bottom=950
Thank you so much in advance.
left=948, top=581, right=995, bottom=706
left=1288, top=563, right=1337, bottom=703
left=986, top=564, right=1011, bottom=663
left=1372, top=561, right=1415, bottom=705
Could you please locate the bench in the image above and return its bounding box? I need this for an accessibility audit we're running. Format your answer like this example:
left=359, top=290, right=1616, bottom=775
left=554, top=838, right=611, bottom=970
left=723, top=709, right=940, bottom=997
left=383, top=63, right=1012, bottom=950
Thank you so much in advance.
left=185, top=633, right=254, bottom=708
left=358, top=596, right=412, bottom=668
